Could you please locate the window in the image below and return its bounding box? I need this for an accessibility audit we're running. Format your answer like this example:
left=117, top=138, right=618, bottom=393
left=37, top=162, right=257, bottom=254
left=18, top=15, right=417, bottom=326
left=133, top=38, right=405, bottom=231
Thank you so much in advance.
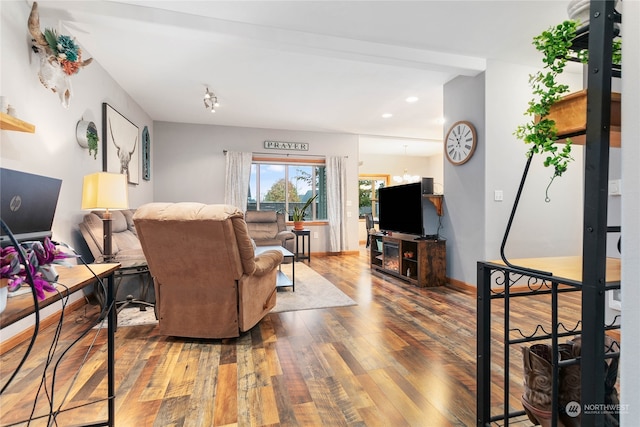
left=248, top=159, right=327, bottom=221
left=359, top=175, right=389, bottom=219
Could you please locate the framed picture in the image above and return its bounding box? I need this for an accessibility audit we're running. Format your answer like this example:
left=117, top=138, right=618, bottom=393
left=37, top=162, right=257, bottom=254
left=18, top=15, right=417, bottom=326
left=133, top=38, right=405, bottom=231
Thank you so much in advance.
left=102, top=103, right=139, bottom=184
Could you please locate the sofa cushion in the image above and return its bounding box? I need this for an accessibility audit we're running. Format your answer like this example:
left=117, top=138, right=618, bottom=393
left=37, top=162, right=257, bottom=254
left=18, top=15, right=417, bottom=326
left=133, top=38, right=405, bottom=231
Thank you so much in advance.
left=80, top=209, right=145, bottom=265
left=246, top=210, right=277, bottom=223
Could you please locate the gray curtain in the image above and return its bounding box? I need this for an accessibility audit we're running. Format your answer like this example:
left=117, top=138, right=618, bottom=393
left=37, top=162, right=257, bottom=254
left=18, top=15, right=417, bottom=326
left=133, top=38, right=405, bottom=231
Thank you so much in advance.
left=326, top=156, right=347, bottom=252
left=224, top=151, right=252, bottom=211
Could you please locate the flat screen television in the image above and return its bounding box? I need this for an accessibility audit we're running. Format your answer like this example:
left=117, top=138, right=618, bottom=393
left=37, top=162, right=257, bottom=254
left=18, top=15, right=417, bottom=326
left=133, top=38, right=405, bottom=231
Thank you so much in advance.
left=378, top=182, right=423, bottom=236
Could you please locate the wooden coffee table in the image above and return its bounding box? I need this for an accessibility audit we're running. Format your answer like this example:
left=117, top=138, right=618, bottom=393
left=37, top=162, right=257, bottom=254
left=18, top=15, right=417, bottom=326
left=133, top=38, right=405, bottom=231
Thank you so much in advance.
left=255, top=245, right=295, bottom=291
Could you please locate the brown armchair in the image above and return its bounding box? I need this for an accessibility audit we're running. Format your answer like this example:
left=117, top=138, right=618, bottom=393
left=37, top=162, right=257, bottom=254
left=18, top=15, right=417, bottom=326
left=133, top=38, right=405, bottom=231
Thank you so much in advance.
left=244, top=210, right=295, bottom=251
left=133, top=203, right=283, bottom=339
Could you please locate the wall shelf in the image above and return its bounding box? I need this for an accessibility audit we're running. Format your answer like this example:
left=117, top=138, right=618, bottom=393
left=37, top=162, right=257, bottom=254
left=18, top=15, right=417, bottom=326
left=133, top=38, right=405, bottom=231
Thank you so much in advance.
left=0, top=112, right=35, bottom=133
left=424, top=194, right=443, bottom=216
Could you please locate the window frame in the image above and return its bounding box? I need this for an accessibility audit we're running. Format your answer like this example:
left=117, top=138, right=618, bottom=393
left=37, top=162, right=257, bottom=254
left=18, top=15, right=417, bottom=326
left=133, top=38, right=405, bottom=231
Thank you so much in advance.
left=249, top=155, right=327, bottom=223
left=358, top=174, right=390, bottom=220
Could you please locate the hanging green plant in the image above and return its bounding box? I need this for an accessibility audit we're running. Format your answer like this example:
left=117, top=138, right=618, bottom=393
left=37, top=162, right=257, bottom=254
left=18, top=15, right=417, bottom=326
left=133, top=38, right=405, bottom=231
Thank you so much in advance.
left=514, top=20, right=578, bottom=201
left=515, top=20, right=622, bottom=201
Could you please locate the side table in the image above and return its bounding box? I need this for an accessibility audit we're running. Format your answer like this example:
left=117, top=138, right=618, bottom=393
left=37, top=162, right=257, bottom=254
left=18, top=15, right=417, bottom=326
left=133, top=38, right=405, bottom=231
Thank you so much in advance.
left=292, top=228, right=311, bottom=263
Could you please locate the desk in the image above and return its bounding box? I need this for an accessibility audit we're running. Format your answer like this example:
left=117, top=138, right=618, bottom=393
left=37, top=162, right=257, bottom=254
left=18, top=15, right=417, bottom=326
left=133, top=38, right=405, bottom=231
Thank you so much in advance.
left=491, top=255, right=620, bottom=284
left=0, top=263, right=119, bottom=427
left=1, top=263, right=120, bottom=328
left=292, top=228, right=311, bottom=263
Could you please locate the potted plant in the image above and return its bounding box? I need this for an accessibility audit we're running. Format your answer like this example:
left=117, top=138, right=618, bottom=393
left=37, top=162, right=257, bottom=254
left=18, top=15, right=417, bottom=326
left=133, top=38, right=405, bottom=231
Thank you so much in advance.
left=501, top=18, right=621, bottom=271
left=0, top=238, right=77, bottom=301
left=514, top=20, right=580, bottom=201
left=291, top=194, right=317, bottom=230
left=514, top=20, right=622, bottom=201
left=76, top=120, right=99, bottom=159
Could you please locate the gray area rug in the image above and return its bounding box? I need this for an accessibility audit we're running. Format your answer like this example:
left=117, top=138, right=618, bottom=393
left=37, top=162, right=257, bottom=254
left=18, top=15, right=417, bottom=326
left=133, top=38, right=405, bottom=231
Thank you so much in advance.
left=97, top=263, right=356, bottom=328
left=272, top=262, right=356, bottom=313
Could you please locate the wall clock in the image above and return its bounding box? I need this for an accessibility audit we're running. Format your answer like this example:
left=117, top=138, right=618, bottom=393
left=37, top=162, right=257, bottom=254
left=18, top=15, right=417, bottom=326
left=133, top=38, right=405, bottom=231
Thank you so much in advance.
left=445, top=121, right=477, bottom=165
left=142, top=125, right=151, bottom=181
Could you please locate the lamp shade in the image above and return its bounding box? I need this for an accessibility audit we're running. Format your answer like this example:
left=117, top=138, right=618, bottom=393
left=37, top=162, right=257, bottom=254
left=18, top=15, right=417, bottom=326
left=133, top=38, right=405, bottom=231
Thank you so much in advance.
left=81, top=172, right=129, bottom=210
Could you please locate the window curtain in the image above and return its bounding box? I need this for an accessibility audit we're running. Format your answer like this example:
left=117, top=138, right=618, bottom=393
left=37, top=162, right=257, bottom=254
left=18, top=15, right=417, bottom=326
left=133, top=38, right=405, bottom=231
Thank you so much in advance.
left=224, top=151, right=252, bottom=211
left=326, top=156, right=347, bottom=252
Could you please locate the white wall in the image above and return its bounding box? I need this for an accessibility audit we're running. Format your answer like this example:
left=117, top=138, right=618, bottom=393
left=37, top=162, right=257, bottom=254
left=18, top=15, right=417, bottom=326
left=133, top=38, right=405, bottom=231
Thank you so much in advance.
left=358, top=151, right=444, bottom=190
left=152, top=121, right=361, bottom=252
left=620, top=0, right=640, bottom=421
left=484, top=59, right=584, bottom=262
left=1, top=1, right=154, bottom=342
left=442, top=73, right=486, bottom=285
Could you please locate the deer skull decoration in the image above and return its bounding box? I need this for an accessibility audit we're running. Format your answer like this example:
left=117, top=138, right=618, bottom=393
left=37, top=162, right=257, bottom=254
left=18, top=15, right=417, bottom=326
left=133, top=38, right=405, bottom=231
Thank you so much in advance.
left=28, top=2, right=92, bottom=108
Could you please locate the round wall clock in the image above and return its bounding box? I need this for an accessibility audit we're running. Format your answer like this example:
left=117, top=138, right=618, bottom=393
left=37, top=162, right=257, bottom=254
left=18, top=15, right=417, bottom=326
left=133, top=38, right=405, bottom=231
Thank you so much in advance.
left=445, top=120, right=477, bottom=165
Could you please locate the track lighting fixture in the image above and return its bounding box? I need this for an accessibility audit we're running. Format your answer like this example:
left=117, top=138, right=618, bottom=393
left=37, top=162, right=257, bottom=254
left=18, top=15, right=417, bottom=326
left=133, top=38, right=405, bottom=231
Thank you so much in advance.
left=203, top=87, right=219, bottom=113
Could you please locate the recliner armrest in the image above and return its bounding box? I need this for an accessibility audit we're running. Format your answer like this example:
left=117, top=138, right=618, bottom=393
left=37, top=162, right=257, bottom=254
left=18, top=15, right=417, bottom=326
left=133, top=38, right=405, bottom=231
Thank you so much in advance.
left=276, top=230, right=295, bottom=241
left=253, top=250, right=284, bottom=276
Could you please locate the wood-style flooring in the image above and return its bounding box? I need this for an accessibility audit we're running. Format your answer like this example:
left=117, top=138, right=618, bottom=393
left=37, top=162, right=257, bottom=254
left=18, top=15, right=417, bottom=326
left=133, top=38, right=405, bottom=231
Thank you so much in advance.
left=0, top=246, right=591, bottom=426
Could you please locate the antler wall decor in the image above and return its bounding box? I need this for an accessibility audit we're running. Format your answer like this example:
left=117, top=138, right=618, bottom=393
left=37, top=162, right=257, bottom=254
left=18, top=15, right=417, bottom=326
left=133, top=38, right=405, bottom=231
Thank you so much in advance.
left=27, top=2, right=92, bottom=108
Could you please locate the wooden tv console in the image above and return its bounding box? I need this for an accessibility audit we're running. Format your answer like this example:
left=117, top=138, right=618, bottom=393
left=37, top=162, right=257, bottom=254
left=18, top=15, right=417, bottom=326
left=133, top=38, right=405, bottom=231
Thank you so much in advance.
left=370, top=233, right=446, bottom=287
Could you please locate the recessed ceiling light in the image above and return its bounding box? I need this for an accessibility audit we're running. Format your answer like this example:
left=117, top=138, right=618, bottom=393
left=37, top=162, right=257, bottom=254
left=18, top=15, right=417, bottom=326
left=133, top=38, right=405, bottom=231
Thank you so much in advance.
left=406, top=96, right=419, bottom=103
left=382, top=113, right=393, bottom=118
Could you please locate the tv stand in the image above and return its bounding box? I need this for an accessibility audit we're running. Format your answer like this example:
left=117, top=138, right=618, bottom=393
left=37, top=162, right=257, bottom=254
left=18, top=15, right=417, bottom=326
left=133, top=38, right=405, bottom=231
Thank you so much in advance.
left=370, top=233, right=446, bottom=287
left=415, top=234, right=439, bottom=241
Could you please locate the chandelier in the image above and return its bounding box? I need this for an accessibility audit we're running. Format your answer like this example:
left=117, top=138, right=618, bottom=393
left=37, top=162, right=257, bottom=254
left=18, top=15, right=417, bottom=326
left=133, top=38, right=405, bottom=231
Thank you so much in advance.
left=203, top=87, right=219, bottom=113
left=393, top=170, right=421, bottom=184
left=393, top=145, right=421, bottom=183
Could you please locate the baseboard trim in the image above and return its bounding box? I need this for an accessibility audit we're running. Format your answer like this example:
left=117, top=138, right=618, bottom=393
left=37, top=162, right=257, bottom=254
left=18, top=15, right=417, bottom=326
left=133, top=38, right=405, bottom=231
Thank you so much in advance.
left=446, top=277, right=476, bottom=294
left=0, top=298, right=87, bottom=355
left=313, top=250, right=359, bottom=257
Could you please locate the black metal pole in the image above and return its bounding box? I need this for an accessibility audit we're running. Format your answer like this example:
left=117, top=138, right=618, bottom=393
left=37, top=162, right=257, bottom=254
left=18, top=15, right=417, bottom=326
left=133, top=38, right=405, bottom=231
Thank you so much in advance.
left=476, top=262, right=492, bottom=426
left=499, top=156, right=552, bottom=276
left=581, top=1, right=615, bottom=425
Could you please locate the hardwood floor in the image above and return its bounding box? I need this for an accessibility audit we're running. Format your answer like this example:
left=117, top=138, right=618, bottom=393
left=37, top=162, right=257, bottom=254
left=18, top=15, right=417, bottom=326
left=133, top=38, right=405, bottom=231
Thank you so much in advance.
left=0, top=247, right=592, bottom=426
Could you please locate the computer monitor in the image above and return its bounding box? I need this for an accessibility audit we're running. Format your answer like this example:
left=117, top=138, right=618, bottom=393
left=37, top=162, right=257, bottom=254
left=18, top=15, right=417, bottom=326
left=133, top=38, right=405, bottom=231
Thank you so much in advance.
left=0, top=168, right=62, bottom=247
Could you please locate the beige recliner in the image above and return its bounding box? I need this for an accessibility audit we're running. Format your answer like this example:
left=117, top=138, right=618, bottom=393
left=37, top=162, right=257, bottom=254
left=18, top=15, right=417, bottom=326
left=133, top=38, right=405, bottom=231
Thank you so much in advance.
left=133, top=203, right=283, bottom=339
left=244, top=210, right=295, bottom=251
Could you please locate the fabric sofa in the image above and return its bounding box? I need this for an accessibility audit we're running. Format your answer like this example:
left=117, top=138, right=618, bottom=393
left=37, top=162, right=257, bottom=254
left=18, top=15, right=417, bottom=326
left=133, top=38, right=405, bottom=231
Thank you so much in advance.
left=133, top=203, right=284, bottom=338
left=244, top=210, right=295, bottom=252
left=79, top=209, right=152, bottom=307
left=79, top=209, right=146, bottom=268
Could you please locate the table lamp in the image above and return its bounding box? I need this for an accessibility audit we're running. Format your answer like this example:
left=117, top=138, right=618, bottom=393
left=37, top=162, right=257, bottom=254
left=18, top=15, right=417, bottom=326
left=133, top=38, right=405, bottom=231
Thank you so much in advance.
left=81, top=172, right=128, bottom=262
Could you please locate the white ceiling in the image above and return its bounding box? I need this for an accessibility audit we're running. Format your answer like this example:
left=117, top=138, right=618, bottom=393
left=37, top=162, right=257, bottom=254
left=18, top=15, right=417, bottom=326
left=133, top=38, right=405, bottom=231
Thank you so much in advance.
left=34, top=0, right=572, bottom=156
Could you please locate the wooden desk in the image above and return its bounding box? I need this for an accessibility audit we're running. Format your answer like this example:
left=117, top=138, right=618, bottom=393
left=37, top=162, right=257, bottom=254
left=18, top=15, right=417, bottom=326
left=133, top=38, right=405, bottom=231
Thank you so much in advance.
left=491, top=255, right=620, bottom=284
left=0, top=263, right=119, bottom=427
left=1, top=263, right=120, bottom=328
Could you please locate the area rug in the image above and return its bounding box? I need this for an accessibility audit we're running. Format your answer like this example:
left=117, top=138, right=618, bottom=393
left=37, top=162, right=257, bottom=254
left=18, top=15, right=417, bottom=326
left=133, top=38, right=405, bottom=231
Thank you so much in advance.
left=96, top=263, right=356, bottom=328
left=271, top=262, right=357, bottom=313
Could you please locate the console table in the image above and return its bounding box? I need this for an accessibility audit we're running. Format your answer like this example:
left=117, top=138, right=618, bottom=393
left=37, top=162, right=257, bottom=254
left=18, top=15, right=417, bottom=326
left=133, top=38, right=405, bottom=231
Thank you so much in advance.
left=0, top=263, right=119, bottom=427
left=292, top=228, right=311, bottom=263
